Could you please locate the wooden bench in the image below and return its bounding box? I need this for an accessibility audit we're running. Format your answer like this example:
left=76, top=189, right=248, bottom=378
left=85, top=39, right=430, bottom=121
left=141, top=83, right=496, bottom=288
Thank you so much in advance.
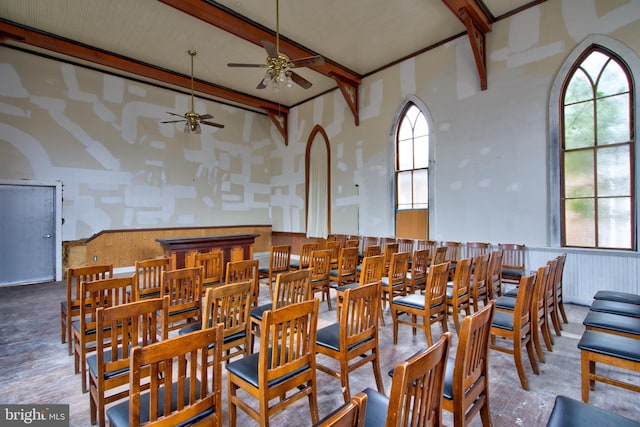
left=577, top=330, right=640, bottom=402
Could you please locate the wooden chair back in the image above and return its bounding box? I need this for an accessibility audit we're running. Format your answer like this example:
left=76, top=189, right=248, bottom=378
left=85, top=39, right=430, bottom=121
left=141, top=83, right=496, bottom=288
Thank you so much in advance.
left=202, top=279, right=254, bottom=363
left=259, top=245, right=291, bottom=298
left=363, top=245, right=382, bottom=257
left=315, top=392, right=367, bottom=427
left=91, top=296, right=170, bottom=427
left=447, top=257, right=472, bottom=332
left=443, top=302, right=495, bottom=427
left=362, top=236, right=379, bottom=252
left=553, top=253, right=568, bottom=326
left=416, top=239, right=437, bottom=254
left=382, top=243, right=399, bottom=270
left=396, top=238, right=414, bottom=257
left=431, top=246, right=447, bottom=266
left=499, top=243, right=525, bottom=272
left=310, top=249, right=332, bottom=309
left=471, top=253, right=490, bottom=311
left=531, top=264, right=552, bottom=363
left=545, top=257, right=562, bottom=336
left=345, top=239, right=360, bottom=249
left=407, top=248, right=429, bottom=293
left=331, top=247, right=359, bottom=286
left=358, top=255, right=385, bottom=286
left=226, top=259, right=259, bottom=307
left=386, top=332, right=451, bottom=427
left=191, top=249, right=224, bottom=290
left=326, top=240, right=341, bottom=268
left=62, top=264, right=113, bottom=353
left=134, top=257, right=170, bottom=300
left=112, top=325, right=224, bottom=427
left=441, top=241, right=462, bottom=263
left=160, top=267, right=202, bottom=333
left=75, top=275, right=132, bottom=392
left=381, top=251, right=410, bottom=308
left=466, top=242, right=490, bottom=258
left=487, top=249, right=503, bottom=298
left=297, top=242, right=319, bottom=270
left=272, top=268, right=313, bottom=309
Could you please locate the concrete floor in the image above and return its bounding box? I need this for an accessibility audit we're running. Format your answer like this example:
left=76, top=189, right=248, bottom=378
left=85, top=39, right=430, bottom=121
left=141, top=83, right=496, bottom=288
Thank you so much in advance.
left=1, top=279, right=638, bottom=426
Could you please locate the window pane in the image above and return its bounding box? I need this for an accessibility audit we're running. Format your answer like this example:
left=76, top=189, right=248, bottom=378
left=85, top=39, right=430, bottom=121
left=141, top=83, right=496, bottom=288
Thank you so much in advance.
left=597, top=197, right=632, bottom=249
left=596, top=94, right=630, bottom=144
left=398, top=116, right=413, bottom=141
left=598, top=60, right=628, bottom=96
left=582, top=51, right=608, bottom=82
left=398, top=139, right=413, bottom=170
left=565, top=69, right=592, bottom=104
left=405, top=105, right=420, bottom=126
left=565, top=198, right=595, bottom=246
left=564, top=150, right=594, bottom=198
left=413, top=169, right=428, bottom=208
left=596, top=145, right=630, bottom=197
left=565, top=101, right=594, bottom=149
left=413, top=113, right=429, bottom=137
left=397, top=171, right=412, bottom=209
left=413, top=135, right=429, bottom=168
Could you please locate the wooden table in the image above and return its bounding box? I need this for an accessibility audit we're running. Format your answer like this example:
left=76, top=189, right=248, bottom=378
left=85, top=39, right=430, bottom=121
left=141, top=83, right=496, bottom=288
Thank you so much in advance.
left=156, top=234, right=259, bottom=269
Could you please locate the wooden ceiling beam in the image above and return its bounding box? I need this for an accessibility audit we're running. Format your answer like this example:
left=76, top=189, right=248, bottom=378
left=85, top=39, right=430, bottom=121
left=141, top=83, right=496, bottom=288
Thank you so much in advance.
left=158, top=0, right=362, bottom=125
left=442, top=0, right=492, bottom=90
left=0, top=20, right=292, bottom=141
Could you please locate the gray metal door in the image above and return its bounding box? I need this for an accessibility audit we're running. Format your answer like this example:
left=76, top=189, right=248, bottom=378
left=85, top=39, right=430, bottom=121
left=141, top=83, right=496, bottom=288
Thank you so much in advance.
left=0, top=184, right=56, bottom=285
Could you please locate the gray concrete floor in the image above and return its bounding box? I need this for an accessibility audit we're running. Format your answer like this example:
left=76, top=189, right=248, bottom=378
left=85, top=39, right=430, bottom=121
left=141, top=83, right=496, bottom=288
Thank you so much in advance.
left=1, top=280, right=638, bottom=426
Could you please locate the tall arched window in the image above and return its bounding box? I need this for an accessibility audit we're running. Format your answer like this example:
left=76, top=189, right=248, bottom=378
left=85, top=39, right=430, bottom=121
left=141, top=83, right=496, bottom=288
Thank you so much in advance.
left=561, top=48, right=635, bottom=249
left=395, top=101, right=431, bottom=238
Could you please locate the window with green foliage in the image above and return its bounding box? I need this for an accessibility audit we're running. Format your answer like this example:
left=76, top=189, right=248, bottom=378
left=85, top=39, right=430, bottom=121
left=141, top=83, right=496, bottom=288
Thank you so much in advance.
left=562, top=49, right=635, bottom=249
left=396, top=103, right=429, bottom=210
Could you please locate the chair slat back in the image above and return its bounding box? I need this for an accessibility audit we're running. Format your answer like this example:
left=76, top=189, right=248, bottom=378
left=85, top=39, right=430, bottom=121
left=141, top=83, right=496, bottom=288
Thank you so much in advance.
left=441, top=241, right=462, bottom=263
left=161, top=267, right=202, bottom=331
left=193, top=249, right=224, bottom=285
left=426, top=262, right=450, bottom=309
left=363, top=245, right=382, bottom=257
left=487, top=250, right=503, bottom=298
left=386, top=333, right=451, bottom=427
left=310, top=249, right=332, bottom=282
left=298, top=243, right=319, bottom=269
left=431, top=246, right=447, bottom=266
left=396, top=239, right=414, bottom=257
left=408, top=249, right=429, bottom=292
left=261, top=299, right=319, bottom=384
left=80, top=276, right=132, bottom=330
left=129, top=325, right=223, bottom=427
left=387, top=251, right=410, bottom=287
left=514, top=274, right=537, bottom=331
left=342, top=283, right=380, bottom=349
left=314, top=392, right=367, bottom=427
left=273, top=269, right=313, bottom=310
left=452, top=257, right=472, bottom=298
left=499, top=243, right=525, bottom=271
left=337, top=247, right=359, bottom=276
left=466, top=242, right=490, bottom=258
left=358, top=255, right=384, bottom=286
left=226, top=259, right=259, bottom=307
left=271, top=245, right=292, bottom=271
left=134, top=258, right=170, bottom=300
left=68, top=265, right=113, bottom=307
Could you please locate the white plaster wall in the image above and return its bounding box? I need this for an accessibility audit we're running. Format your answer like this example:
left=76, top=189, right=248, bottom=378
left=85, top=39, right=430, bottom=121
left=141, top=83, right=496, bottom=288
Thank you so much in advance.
left=285, top=0, right=640, bottom=245
left=0, top=47, right=273, bottom=240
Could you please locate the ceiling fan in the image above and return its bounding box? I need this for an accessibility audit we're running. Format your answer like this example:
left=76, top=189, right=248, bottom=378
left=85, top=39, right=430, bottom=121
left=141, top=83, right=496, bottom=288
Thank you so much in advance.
left=227, top=0, right=324, bottom=90
left=162, top=50, right=224, bottom=133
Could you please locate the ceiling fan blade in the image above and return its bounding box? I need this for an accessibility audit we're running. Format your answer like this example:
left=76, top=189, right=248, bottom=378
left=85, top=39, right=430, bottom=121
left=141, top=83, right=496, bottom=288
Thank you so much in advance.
left=290, top=71, right=313, bottom=89
left=199, top=114, right=213, bottom=120
left=201, top=120, right=225, bottom=129
left=261, top=40, right=279, bottom=59
left=161, top=119, right=186, bottom=123
left=290, top=55, right=325, bottom=68
left=166, top=111, right=184, bottom=118
left=228, top=63, right=267, bottom=68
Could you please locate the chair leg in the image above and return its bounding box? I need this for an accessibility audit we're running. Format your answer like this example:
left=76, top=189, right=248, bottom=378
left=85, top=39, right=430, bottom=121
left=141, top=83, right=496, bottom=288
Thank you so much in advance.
left=550, top=305, right=562, bottom=336
left=558, top=299, right=568, bottom=324
left=340, top=359, right=351, bottom=402
left=424, top=319, right=433, bottom=346
left=526, top=338, right=539, bottom=375
left=580, top=352, right=590, bottom=403
left=228, top=380, right=238, bottom=427
left=541, top=319, right=553, bottom=352
left=61, top=308, right=66, bottom=344
left=391, top=308, right=399, bottom=345
left=531, top=320, right=545, bottom=363
left=513, top=340, right=529, bottom=390
left=308, top=378, right=320, bottom=424
left=480, top=398, right=493, bottom=427
left=372, top=352, right=385, bottom=396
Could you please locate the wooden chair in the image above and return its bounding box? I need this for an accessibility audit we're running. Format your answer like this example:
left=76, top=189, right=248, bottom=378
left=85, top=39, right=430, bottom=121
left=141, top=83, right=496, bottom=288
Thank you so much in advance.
left=363, top=245, right=381, bottom=258
left=73, top=276, right=131, bottom=393
left=546, top=395, right=640, bottom=427
left=202, top=280, right=254, bottom=363
left=313, top=392, right=367, bottom=427
left=227, top=299, right=320, bottom=426
left=329, top=247, right=359, bottom=288
left=490, top=273, right=538, bottom=390
left=466, top=242, right=490, bottom=258
left=382, top=242, right=398, bottom=274
left=470, top=253, right=490, bottom=312
left=406, top=248, right=429, bottom=293
left=430, top=246, right=447, bottom=268
left=133, top=258, right=170, bottom=300
left=362, top=236, right=379, bottom=252
left=487, top=250, right=503, bottom=299
left=326, top=240, right=342, bottom=269
left=160, top=267, right=202, bottom=333
left=499, top=243, right=525, bottom=290
left=441, top=241, right=462, bottom=279
left=396, top=238, right=414, bottom=257
left=446, top=257, right=472, bottom=333
left=380, top=251, right=409, bottom=309
left=545, top=258, right=563, bottom=337
left=259, top=245, right=291, bottom=299
left=189, top=249, right=224, bottom=293
left=310, top=249, right=333, bottom=310
left=250, top=268, right=312, bottom=352
left=106, top=325, right=224, bottom=427
left=291, top=242, right=319, bottom=270
left=443, top=302, right=495, bottom=427
left=552, top=254, right=569, bottom=329
left=416, top=239, right=437, bottom=255
left=363, top=332, right=451, bottom=427
left=316, top=282, right=385, bottom=402
left=345, top=239, right=360, bottom=249
left=225, top=259, right=259, bottom=308
left=336, top=254, right=385, bottom=323
left=88, top=296, right=170, bottom=427
left=61, top=264, right=113, bottom=354
left=391, top=262, right=450, bottom=346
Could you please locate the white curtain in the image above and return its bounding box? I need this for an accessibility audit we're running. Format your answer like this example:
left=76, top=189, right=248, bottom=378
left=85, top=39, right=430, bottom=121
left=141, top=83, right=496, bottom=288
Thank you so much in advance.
left=306, top=136, right=329, bottom=239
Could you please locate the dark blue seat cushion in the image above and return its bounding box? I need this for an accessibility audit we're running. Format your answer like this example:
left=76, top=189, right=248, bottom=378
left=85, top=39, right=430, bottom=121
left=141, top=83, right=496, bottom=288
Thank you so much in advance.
left=225, top=348, right=309, bottom=388
left=578, top=330, right=640, bottom=363
left=86, top=347, right=128, bottom=380
left=363, top=387, right=389, bottom=427
left=546, top=395, right=640, bottom=427
left=335, top=283, right=358, bottom=292
left=441, top=357, right=456, bottom=400
left=106, top=378, right=213, bottom=427
left=392, top=294, right=425, bottom=310
left=590, top=300, right=640, bottom=318
left=316, top=323, right=372, bottom=352
left=491, top=310, right=514, bottom=331
left=250, top=303, right=271, bottom=322
left=503, top=288, right=519, bottom=297
left=582, top=311, right=640, bottom=336
left=179, top=322, right=202, bottom=335
left=593, top=291, right=640, bottom=305
left=502, top=268, right=524, bottom=278
left=495, top=296, right=516, bottom=311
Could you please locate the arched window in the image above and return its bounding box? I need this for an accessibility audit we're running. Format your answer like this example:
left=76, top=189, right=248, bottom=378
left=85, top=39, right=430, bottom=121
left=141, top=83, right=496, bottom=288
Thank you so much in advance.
left=561, top=48, right=635, bottom=249
left=394, top=101, right=431, bottom=238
